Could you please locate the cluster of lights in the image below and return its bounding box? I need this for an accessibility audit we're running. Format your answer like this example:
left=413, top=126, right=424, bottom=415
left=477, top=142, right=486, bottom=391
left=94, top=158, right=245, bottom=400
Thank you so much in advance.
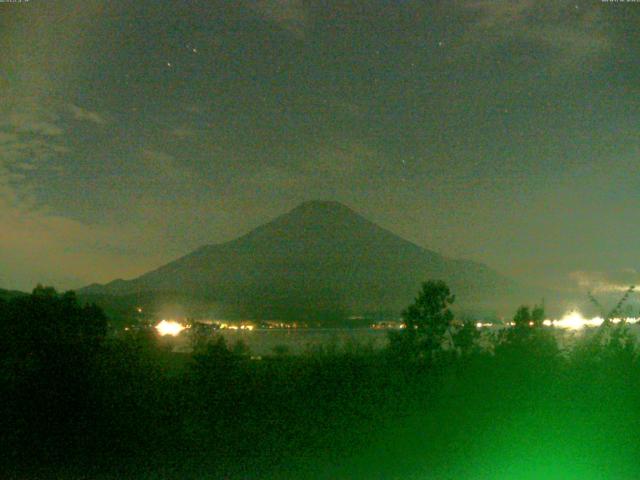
left=219, top=323, right=254, bottom=331
left=264, top=322, right=299, bottom=329
left=155, top=320, right=188, bottom=336
left=475, top=311, right=640, bottom=331
left=475, top=322, right=493, bottom=328
left=153, top=311, right=640, bottom=337
left=154, top=320, right=257, bottom=336
left=543, top=311, right=639, bottom=330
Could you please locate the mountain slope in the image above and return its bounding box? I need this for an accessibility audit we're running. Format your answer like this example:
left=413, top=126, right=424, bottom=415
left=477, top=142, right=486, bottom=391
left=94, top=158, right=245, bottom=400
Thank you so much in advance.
left=81, top=201, right=518, bottom=321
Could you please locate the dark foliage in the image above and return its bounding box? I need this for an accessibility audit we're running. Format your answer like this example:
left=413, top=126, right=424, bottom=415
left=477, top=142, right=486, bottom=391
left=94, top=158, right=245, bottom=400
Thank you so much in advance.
left=495, top=304, right=560, bottom=363
left=0, top=286, right=107, bottom=467
left=3, top=283, right=640, bottom=479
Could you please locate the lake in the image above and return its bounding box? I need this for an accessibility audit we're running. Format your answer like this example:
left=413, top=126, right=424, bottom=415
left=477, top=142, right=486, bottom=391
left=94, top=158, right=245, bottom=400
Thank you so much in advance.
left=170, top=327, right=393, bottom=355
left=165, top=320, right=640, bottom=356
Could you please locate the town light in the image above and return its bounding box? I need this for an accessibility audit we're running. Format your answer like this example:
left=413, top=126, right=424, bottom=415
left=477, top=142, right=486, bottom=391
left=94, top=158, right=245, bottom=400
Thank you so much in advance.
left=155, top=320, right=187, bottom=336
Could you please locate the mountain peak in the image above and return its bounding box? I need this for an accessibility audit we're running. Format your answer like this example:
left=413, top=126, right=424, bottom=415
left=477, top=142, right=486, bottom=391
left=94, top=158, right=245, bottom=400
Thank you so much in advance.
left=232, top=200, right=371, bottom=247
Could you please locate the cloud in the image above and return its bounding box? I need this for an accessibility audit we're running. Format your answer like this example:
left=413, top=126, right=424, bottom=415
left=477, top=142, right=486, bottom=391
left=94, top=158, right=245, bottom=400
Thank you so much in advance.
left=570, top=269, right=640, bottom=293
left=0, top=188, right=165, bottom=290
left=67, top=103, right=107, bottom=125
left=0, top=102, right=69, bottom=201
left=0, top=152, right=177, bottom=290
left=0, top=142, right=161, bottom=290
left=140, top=149, right=197, bottom=184
left=0, top=106, right=164, bottom=290
left=3, top=112, right=64, bottom=137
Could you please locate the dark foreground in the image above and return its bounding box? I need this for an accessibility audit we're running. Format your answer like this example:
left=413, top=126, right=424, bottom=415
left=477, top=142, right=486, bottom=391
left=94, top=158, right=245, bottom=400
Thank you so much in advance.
left=2, top=288, right=640, bottom=479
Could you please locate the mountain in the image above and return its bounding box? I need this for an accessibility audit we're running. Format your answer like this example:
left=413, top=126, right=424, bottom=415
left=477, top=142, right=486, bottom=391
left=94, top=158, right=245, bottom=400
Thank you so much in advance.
left=80, top=201, right=522, bottom=322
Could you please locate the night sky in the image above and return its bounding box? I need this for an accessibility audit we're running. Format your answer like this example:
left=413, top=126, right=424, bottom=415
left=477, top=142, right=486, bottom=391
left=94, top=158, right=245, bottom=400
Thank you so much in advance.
left=1, top=0, right=639, bottom=294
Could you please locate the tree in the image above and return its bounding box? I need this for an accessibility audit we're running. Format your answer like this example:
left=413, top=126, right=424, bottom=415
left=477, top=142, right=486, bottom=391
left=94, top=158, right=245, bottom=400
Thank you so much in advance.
left=2, top=286, right=109, bottom=462
left=496, top=304, right=558, bottom=362
left=512, top=305, right=532, bottom=328
left=451, top=319, right=481, bottom=356
left=5, top=286, right=107, bottom=362
left=399, top=280, right=456, bottom=356
left=531, top=304, right=545, bottom=326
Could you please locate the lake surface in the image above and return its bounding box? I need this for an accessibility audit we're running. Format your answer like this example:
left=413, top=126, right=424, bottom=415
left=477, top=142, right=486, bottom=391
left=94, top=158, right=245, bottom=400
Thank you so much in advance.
left=173, top=328, right=393, bottom=355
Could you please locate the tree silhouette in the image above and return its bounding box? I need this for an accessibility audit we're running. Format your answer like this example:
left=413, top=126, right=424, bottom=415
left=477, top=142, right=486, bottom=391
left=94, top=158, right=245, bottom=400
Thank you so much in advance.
left=399, top=280, right=455, bottom=357
left=1, top=286, right=108, bottom=464
left=450, top=319, right=480, bottom=356
left=496, top=304, right=558, bottom=362
left=513, top=305, right=532, bottom=328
